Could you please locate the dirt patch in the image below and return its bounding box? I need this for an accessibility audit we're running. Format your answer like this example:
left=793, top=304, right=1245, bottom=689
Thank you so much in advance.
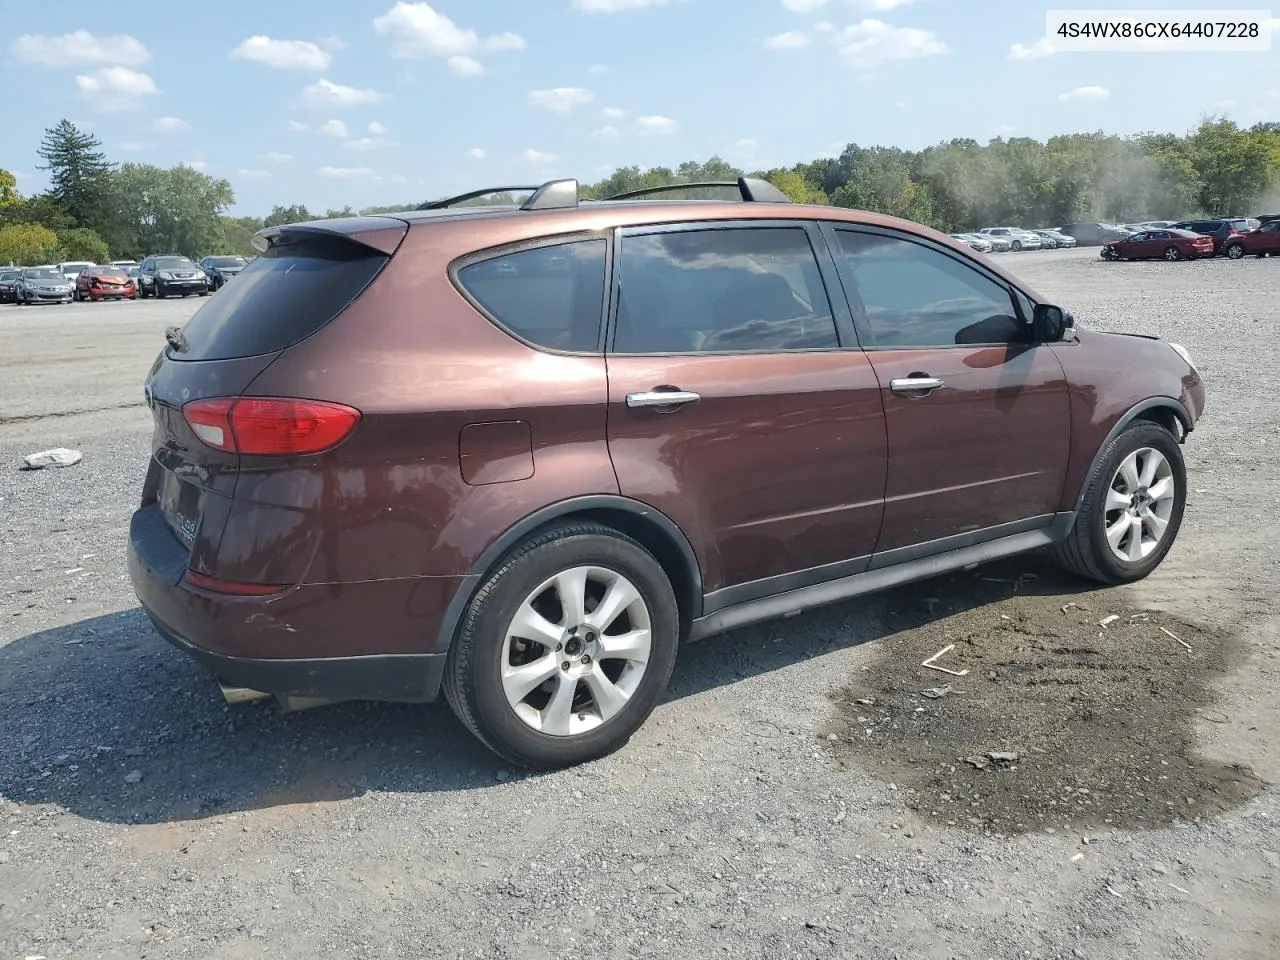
left=826, top=570, right=1268, bottom=834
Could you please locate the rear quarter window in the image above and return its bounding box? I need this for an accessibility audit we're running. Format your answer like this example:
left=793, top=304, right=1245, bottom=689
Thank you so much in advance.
left=455, top=238, right=607, bottom=353
left=173, top=235, right=389, bottom=361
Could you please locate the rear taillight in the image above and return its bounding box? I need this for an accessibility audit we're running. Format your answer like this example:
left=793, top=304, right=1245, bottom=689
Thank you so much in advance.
left=182, top=397, right=361, bottom=455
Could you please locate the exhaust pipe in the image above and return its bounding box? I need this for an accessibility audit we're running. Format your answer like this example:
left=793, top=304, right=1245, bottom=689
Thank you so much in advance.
left=218, top=681, right=272, bottom=705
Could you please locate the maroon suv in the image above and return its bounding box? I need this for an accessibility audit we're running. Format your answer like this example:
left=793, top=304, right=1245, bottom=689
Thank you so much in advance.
left=127, top=177, right=1205, bottom=769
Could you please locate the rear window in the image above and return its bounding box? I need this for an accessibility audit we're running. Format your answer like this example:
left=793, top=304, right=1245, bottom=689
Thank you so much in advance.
left=173, top=235, right=388, bottom=362
left=455, top=238, right=607, bottom=352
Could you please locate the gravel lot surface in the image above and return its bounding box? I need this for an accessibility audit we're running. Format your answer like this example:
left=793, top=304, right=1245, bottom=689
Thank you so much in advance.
left=1, top=250, right=1278, bottom=959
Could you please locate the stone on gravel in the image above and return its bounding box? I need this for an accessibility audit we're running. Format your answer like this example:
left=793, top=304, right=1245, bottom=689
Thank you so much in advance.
left=123, top=769, right=142, bottom=784
left=20, top=448, right=82, bottom=470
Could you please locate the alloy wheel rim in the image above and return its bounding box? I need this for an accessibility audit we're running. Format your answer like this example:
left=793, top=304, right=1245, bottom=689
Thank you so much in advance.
left=1165, top=247, right=1179, bottom=260
left=1104, top=447, right=1176, bottom=563
left=1228, top=245, right=1243, bottom=258
left=500, top=565, right=652, bottom=737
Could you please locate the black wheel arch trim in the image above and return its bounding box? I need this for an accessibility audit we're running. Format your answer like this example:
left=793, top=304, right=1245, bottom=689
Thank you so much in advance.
left=434, top=495, right=704, bottom=654
left=1072, top=397, right=1193, bottom=513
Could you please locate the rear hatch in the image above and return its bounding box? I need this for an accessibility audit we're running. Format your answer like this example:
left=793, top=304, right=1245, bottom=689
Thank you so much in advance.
left=139, top=218, right=408, bottom=572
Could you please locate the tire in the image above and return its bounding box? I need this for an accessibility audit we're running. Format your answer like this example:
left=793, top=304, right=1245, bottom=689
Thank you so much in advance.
left=1225, top=243, right=1245, bottom=259
left=1011, top=240, right=1022, bottom=252
left=155, top=283, right=166, bottom=299
left=1163, top=246, right=1180, bottom=261
left=1051, top=421, right=1186, bottom=585
left=443, top=521, right=681, bottom=769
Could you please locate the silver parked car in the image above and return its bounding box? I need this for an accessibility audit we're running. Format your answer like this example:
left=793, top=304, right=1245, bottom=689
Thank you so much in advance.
left=15, top=265, right=75, bottom=304
left=1033, top=229, right=1077, bottom=249
left=949, top=233, right=994, bottom=253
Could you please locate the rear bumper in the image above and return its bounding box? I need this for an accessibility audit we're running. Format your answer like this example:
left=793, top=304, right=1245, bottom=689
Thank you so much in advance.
left=127, top=504, right=455, bottom=703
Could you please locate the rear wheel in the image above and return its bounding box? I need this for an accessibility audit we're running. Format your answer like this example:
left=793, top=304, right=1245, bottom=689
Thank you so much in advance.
left=1226, top=242, right=1245, bottom=259
left=444, top=522, right=680, bottom=769
left=1163, top=246, right=1180, bottom=261
left=1052, top=421, right=1186, bottom=585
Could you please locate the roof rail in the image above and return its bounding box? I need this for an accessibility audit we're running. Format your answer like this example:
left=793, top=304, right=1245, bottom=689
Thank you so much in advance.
left=603, top=176, right=791, bottom=204
left=417, top=186, right=541, bottom=210
left=417, top=179, right=582, bottom=212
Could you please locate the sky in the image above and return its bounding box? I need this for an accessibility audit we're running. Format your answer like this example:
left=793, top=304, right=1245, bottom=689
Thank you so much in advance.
left=3, top=0, right=1278, bottom=216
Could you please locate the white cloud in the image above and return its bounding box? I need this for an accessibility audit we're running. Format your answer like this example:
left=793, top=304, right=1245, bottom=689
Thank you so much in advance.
left=832, top=19, right=947, bottom=67
left=389, top=173, right=409, bottom=184
left=368, top=120, right=389, bottom=135
left=520, top=148, right=559, bottom=164
left=373, top=2, right=524, bottom=61
left=594, top=125, right=621, bottom=140
left=1058, top=85, right=1110, bottom=104
left=782, top=0, right=828, bottom=10
left=736, top=137, right=758, bottom=150
left=1264, top=88, right=1280, bottom=100
left=10, top=30, right=150, bottom=68
left=574, top=0, right=674, bottom=10
left=319, top=35, right=349, bottom=52
left=301, top=78, right=383, bottom=108
left=318, top=119, right=350, bottom=138
left=527, top=87, right=595, bottom=112
left=184, top=160, right=210, bottom=173
left=467, top=147, right=486, bottom=159
left=343, top=136, right=397, bottom=151
left=895, top=100, right=907, bottom=108
left=484, top=32, right=526, bottom=53
left=318, top=165, right=375, bottom=179
left=117, top=141, right=152, bottom=152
left=635, top=114, right=678, bottom=134
left=75, top=66, right=158, bottom=111
left=602, top=106, right=626, bottom=119
left=266, top=151, right=293, bottom=162
left=766, top=31, right=810, bottom=49
left=997, top=124, right=1018, bottom=134
left=1214, top=100, right=1236, bottom=109
left=237, top=168, right=271, bottom=178
left=588, top=64, right=611, bottom=75
left=814, top=21, right=836, bottom=33
left=448, top=55, right=486, bottom=76
left=784, top=0, right=914, bottom=9
left=151, top=116, right=188, bottom=132
left=230, top=36, right=331, bottom=70
left=1009, top=38, right=1054, bottom=60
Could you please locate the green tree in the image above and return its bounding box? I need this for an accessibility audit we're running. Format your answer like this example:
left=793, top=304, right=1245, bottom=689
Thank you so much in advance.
left=0, top=223, right=61, bottom=265
left=218, top=215, right=266, bottom=256
left=263, top=204, right=315, bottom=227
left=323, top=205, right=356, bottom=219
left=36, top=120, right=114, bottom=231
left=0, top=169, right=18, bottom=207
left=759, top=167, right=829, bottom=205
left=1188, top=118, right=1272, bottom=214
left=56, top=227, right=110, bottom=262
left=102, top=163, right=234, bottom=258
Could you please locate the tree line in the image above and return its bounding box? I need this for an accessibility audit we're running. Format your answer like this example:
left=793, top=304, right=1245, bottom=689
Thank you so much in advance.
left=3, top=116, right=1278, bottom=266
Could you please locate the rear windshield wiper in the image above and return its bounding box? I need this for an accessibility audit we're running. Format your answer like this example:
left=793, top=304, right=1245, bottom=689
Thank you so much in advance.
left=164, top=326, right=189, bottom=353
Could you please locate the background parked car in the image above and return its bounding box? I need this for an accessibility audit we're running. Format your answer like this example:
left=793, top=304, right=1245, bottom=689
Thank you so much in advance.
left=949, top=233, right=994, bottom=253
left=58, top=260, right=96, bottom=283
left=1101, top=228, right=1213, bottom=261
left=198, top=255, right=249, bottom=291
left=15, top=265, right=74, bottom=304
left=137, top=255, right=210, bottom=298
left=0, top=267, right=21, bottom=303
left=1224, top=219, right=1280, bottom=258
left=1059, top=222, right=1132, bottom=245
left=1033, top=229, right=1076, bottom=248
left=75, top=264, right=138, bottom=301
left=978, top=227, right=1042, bottom=251
left=1169, top=219, right=1246, bottom=256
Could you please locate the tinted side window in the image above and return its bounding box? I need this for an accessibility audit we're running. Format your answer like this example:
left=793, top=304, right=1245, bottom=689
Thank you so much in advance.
left=834, top=230, right=1027, bottom=349
left=613, top=227, right=837, bottom=354
left=456, top=239, right=606, bottom=352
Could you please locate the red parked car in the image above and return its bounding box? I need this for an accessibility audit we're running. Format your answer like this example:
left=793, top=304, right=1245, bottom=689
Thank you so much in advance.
left=1223, top=220, right=1280, bottom=259
left=1101, top=228, right=1214, bottom=261
left=76, top=264, right=138, bottom=301
left=128, top=177, right=1205, bottom=769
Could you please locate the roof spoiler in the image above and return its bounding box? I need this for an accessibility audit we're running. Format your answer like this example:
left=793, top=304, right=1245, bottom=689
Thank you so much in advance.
left=251, top=216, right=408, bottom=256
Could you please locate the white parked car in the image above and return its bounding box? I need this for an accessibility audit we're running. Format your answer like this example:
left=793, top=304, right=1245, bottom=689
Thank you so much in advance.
left=977, top=227, right=1042, bottom=251
left=58, top=261, right=97, bottom=283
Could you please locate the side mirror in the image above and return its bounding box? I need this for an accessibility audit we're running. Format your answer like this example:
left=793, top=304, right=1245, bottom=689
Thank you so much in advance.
left=1033, top=303, right=1076, bottom=343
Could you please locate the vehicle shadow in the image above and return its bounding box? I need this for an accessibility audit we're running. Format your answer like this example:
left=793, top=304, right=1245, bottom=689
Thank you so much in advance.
left=0, top=554, right=1099, bottom=825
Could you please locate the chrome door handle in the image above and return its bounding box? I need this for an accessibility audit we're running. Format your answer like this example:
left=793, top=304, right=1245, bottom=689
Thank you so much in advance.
left=626, top=390, right=701, bottom=408
left=890, top=376, right=944, bottom=394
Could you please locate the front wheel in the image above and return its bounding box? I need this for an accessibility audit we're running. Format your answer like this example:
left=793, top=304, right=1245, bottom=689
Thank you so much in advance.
left=444, top=522, right=680, bottom=769
left=1163, top=246, right=1181, bottom=261
left=1225, top=243, right=1245, bottom=259
left=1011, top=240, right=1022, bottom=252
left=1051, top=422, right=1186, bottom=585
